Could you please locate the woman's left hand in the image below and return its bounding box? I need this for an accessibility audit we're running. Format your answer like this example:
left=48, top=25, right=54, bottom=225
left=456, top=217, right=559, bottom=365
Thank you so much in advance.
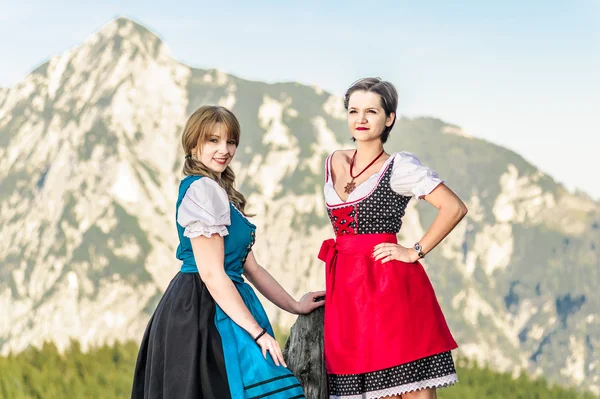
left=372, top=243, right=419, bottom=264
left=294, top=290, right=326, bottom=315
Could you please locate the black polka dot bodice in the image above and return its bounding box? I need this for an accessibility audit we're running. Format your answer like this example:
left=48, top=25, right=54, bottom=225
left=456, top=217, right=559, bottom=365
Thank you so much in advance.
left=327, top=159, right=411, bottom=236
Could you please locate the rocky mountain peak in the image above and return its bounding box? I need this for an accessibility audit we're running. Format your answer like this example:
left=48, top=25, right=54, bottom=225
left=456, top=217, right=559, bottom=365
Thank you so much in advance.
left=87, top=17, right=165, bottom=59
left=0, top=18, right=598, bottom=395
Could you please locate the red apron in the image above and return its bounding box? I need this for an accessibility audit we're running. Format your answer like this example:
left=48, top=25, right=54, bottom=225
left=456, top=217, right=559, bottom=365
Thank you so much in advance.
left=319, top=233, right=457, bottom=374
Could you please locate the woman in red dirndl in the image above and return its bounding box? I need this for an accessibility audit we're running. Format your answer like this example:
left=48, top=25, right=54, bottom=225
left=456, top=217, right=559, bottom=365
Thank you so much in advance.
left=319, top=78, right=468, bottom=399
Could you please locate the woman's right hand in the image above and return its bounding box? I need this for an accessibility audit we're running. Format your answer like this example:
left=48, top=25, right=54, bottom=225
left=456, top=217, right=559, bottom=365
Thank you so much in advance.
left=256, top=332, right=287, bottom=368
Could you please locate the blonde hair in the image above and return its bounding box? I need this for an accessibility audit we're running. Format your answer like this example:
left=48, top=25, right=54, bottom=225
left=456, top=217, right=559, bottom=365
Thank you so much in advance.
left=181, top=105, right=249, bottom=215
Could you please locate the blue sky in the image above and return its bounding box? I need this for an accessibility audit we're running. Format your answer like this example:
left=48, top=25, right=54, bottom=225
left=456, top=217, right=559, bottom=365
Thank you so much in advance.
left=1, top=0, right=599, bottom=198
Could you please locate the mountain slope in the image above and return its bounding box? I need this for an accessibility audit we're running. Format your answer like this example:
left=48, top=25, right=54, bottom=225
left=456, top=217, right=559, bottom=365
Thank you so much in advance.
left=0, top=17, right=597, bottom=394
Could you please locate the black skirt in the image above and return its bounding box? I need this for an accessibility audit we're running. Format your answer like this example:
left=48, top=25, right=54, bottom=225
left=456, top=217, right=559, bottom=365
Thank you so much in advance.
left=131, top=272, right=232, bottom=399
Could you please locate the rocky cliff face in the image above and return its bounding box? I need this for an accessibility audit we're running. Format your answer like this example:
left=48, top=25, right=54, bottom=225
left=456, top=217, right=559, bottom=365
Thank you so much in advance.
left=0, top=17, right=597, bottom=394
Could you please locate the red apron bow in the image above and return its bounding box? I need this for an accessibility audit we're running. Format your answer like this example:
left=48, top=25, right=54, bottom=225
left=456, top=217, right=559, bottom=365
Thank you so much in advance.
left=319, top=238, right=338, bottom=295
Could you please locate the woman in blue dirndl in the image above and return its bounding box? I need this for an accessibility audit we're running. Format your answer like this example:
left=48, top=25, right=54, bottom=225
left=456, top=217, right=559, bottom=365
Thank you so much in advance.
left=132, top=105, right=325, bottom=399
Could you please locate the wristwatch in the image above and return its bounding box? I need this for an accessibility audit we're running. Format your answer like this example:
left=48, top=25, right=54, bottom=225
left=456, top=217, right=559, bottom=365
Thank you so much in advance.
left=413, top=243, right=425, bottom=258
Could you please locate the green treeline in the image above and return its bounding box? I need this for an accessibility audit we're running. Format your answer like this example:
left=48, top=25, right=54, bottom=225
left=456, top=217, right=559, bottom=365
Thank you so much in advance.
left=438, top=358, right=597, bottom=399
left=0, top=341, right=596, bottom=399
left=0, top=341, right=137, bottom=399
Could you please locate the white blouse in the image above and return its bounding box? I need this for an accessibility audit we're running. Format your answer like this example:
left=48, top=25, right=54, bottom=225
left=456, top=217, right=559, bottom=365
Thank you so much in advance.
left=324, top=151, right=444, bottom=206
left=177, top=178, right=231, bottom=238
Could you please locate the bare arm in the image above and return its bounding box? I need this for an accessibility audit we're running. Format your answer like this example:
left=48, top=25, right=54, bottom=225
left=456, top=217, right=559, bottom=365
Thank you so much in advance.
left=244, top=251, right=325, bottom=315
left=417, top=183, right=468, bottom=256
left=191, top=233, right=288, bottom=366
left=373, top=183, right=468, bottom=262
left=191, top=234, right=264, bottom=337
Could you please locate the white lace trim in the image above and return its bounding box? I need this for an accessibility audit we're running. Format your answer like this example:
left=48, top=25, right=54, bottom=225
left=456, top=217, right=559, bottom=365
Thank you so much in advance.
left=330, top=373, right=458, bottom=399
left=183, top=220, right=229, bottom=239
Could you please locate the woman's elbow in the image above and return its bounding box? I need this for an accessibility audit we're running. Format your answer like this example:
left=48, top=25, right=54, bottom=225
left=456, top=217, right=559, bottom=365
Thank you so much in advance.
left=243, top=262, right=261, bottom=283
left=457, top=201, right=468, bottom=220
left=243, top=266, right=256, bottom=282
left=198, top=267, right=224, bottom=286
left=443, top=199, right=467, bottom=221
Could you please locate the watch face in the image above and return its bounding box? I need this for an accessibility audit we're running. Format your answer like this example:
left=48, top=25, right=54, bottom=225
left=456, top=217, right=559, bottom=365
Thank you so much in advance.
left=414, top=243, right=422, bottom=251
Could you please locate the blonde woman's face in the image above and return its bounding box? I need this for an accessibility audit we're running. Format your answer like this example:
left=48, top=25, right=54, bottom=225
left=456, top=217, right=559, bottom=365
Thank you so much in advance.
left=193, top=123, right=237, bottom=175
left=347, top=90, right=394, bottom=142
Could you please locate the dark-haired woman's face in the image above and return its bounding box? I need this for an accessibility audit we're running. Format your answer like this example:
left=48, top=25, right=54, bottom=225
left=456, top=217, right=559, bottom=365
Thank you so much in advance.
left=347, top=91, right=394, bottom=142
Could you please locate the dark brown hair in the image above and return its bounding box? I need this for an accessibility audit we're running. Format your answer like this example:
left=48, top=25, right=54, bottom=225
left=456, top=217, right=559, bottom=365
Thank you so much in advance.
left=344, top=77, right=398, bottom=143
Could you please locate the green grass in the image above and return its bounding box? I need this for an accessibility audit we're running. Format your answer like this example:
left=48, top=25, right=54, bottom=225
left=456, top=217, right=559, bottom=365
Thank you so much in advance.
left=0, top=338, right=596, bottom=399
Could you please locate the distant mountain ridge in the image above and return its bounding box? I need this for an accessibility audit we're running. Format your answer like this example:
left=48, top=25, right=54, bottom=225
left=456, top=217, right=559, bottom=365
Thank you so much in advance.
left=0, top=17, right=597, bottom=394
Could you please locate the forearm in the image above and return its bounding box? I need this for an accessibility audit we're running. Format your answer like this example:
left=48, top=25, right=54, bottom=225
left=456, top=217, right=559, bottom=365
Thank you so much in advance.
left=245, top=265, right=298, bottom=315
left=202, top=270, right=264, bottom=338
left=419, top=202, right=467, bottom=255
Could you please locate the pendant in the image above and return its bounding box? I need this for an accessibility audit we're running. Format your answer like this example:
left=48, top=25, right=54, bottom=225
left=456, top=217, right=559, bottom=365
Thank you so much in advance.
left=344, top=180, right=356, bottom=194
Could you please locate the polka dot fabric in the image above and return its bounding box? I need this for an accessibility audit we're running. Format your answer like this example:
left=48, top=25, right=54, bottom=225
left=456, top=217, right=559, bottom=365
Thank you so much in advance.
left=328, top=352, right=457, bottom=398
left=327, top=159, right=411, bottom=237
left=323, top=156, right=459, bottom=398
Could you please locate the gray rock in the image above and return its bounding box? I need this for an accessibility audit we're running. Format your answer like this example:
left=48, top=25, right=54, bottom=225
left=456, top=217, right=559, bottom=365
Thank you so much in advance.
left=283, top=307, right=327, bottom=399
